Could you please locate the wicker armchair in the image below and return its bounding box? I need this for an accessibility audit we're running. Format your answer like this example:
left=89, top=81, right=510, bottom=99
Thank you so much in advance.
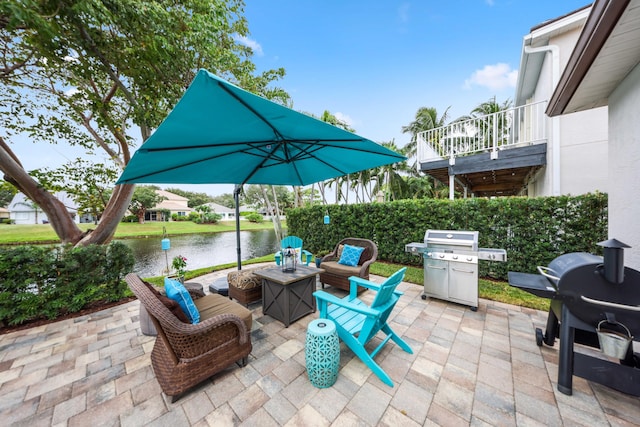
left=319, top=238, right=378, bottom=293
left=126, top=273, right=252, bottom=402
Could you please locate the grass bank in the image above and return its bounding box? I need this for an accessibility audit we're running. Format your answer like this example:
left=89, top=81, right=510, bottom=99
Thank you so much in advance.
left=0, top=220, right=277, bottom=244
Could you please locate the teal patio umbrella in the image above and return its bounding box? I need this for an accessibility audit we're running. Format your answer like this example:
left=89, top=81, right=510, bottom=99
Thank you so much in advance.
left=117, top=69, right=406, bottom=269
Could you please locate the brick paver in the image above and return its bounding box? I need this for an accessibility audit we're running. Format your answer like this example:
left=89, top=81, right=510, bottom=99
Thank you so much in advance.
left=1, top=266, right=639, bottom=426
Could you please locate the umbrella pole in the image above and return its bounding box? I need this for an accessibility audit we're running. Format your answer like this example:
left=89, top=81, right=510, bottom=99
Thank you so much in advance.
left=234, top=185, right=242, bottom=270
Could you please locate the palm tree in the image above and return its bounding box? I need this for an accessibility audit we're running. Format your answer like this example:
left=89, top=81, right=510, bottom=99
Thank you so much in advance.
left=402, top=106, right=451, bottom=165
left=470, top=97, right=513, bottom=149
left=372, top=140, right=409, bottom=202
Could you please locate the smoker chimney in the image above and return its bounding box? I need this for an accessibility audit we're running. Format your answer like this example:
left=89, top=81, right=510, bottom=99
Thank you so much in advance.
left=597, top=238, right=631, bottom=284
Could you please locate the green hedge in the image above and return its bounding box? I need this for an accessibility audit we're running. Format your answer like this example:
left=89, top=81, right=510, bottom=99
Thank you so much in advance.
left=287, top=193, right=608, bottom=280
left=0, top=242, right=135, bottom=326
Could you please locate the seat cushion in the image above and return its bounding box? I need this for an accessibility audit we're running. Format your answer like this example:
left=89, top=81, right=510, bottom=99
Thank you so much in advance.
left=320, top=260, right=361, bottom=276
left=227, top=267, right=265, bottom=290
left=194, top=294, right=253, bottom=331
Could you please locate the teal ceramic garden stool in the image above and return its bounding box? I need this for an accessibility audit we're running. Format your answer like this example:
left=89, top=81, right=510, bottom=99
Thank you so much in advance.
left=305, top=318, right=340, bottom=388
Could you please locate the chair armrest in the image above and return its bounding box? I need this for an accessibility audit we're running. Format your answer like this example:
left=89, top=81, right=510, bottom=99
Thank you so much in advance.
left=302, top=249, right=312, bottom=265
left=313, top=290, right=378, bottom=317
left=348, top=276, right=379, bottom=298
left=167, top=313, right=250, bottom=359
left=349, top=276, right=380, bottom=290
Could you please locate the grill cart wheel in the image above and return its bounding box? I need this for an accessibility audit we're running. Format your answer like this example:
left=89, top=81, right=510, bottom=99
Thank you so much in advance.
left=421, top=295, right=427, bottom=300
left=536, top=328, right=544, bottom=346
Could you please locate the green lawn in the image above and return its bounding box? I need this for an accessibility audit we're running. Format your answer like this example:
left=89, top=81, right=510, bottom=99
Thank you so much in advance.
left=0, top=220, right=276, bottom=244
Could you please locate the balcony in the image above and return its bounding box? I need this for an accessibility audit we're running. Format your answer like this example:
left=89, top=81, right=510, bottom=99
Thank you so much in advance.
left=416, top=101, right=548, bottom=197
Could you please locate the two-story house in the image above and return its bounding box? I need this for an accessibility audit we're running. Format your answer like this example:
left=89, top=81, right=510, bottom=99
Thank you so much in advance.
left=416, top=4, right=609, bottom=199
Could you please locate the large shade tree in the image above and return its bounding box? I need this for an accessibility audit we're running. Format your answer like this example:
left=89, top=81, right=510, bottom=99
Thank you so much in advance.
left=0, top=0, right=288, bottom=246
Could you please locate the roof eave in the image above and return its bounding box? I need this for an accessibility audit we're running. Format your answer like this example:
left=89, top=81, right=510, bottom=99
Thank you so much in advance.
left=546, top=0, right=630, bottom=116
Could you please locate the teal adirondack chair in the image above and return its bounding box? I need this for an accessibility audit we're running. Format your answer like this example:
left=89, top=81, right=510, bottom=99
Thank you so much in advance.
left=313, top=267, right=412, bottom=386
left=275, top=235, right=312, bottom=266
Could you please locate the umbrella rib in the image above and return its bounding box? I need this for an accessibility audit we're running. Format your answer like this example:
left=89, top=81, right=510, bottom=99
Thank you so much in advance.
left=214, top=81, right=300, bottom=185
left=216, top=81, right=288, bottom=143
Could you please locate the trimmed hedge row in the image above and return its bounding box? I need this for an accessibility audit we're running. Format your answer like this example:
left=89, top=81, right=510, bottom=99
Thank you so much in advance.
left=0, top=242, right=134, bottom=326
left=287, top=193, right=608, bottom=280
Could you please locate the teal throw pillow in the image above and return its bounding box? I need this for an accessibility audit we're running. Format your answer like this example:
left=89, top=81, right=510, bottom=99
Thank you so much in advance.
left=338, top=244, right=365, bottom=267
left=164, top=278, right=200, bottom=324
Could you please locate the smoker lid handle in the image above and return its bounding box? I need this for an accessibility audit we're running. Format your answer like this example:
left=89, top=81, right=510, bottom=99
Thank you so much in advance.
left=581, top=295, right=640, bottom=312
left=537, top=266, right=559, bottom=287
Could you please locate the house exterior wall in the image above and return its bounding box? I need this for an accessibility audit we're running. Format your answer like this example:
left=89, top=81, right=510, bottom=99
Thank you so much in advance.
left=523, top=15, right=608, bottom=198
left=608, top=63, right=640, bottom=270
left=8, top=192, right=80, bottom=225
left=558, top=107, right=608, bottom=195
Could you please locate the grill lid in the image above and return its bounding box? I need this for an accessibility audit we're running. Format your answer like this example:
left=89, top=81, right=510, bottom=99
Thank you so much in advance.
left=425, top=229, right=478, bottom=252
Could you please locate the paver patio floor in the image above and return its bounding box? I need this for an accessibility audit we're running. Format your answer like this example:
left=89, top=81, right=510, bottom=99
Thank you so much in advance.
left=1, top=265, right=639, bottom=426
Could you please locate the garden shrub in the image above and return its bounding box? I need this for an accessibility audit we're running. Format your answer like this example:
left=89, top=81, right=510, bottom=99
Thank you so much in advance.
left=287, top=193, right=608, bottom=281
left=0, top=242, right=134, bottom=327
left=245, top=213, right=264, bottom=223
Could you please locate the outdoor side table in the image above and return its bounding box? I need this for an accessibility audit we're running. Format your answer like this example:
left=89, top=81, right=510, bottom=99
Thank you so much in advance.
left=306, top=318, right=340, bottom=388
left=254, top=266, right=323, bottom=327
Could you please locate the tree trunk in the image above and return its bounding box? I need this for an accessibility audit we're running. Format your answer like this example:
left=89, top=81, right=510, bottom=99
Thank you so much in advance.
left=0, top=136, right=135, bottom=246
left=260, top=185, right=282, bottom=242
left=77, top=184, right=135, bottom=245
left=0, top=137, right=84, bottom=243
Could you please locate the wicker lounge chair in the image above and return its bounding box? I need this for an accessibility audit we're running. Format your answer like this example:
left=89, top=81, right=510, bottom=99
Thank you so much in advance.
left=319, top=238, right=378, bottom=293
left=126, top=273, right=252, bottom=401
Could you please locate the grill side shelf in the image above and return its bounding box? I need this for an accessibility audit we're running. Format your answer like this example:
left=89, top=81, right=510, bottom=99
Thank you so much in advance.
left=508, top=271, right=557, bottom=299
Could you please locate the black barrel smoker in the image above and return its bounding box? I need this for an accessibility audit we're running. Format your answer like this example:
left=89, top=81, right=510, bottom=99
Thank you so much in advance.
left=508, top=239, right=640, bottom=396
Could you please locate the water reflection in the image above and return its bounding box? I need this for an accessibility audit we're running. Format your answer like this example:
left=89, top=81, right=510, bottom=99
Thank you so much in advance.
left=120, top=230, right=279, bottom=278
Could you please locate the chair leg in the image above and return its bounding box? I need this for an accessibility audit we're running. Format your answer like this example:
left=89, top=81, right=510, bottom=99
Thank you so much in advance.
left=340, top=331, right=394, bottom=387
left=381, top=324, right=413, bottom=354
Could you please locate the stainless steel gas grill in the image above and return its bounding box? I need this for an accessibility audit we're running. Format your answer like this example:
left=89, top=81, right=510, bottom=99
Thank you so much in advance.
left=508, top=239, right=640, bottom=397
left=405, top=229, right=507, bottom=311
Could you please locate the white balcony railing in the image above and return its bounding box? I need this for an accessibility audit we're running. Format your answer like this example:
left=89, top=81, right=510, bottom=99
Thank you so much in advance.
left=416, top=101, right=548, bottom=166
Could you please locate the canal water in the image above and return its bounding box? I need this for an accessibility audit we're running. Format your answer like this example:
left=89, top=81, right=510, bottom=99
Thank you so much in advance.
left=120, top=229, right=279, bottom=278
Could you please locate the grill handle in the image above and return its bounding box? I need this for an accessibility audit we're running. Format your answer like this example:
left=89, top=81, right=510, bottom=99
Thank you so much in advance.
left=581, top=295, right=640, bottom=312
left=537, top=266, right=559, bottom=288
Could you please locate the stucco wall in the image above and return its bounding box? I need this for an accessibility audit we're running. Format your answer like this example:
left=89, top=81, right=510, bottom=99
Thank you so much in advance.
left=524, top=21, right=608, bottom=197
left=559, top=107, right=608, bottom=195
left=608, top=63, right=640, bottom=270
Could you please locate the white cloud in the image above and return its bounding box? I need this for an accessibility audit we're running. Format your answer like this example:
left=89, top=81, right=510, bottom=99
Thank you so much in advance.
left=463, top=63, right=518, bottom=90
left=334, top=112, right=354, bottom=127
left=64, top=88, right=80, bottom=97
left=234, top=34, right=264, bottom=56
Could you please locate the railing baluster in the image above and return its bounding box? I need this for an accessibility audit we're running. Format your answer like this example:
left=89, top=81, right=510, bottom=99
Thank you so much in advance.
left=415, top=100, right=548, bottom=170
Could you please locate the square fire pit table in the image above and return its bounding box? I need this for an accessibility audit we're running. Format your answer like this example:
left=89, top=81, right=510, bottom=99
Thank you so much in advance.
left=254, top=265, right=324, bottom=327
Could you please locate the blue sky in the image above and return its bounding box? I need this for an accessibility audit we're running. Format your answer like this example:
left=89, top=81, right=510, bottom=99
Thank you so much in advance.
left=14, top=0, right=590, bottom=198
left=240, top=0, right=589, bottom=151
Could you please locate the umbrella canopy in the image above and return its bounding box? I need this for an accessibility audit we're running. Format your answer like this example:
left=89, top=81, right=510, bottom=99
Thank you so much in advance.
left=117, top=69, right=405, bottom=186
left=117, top=69, right=406, bottom=268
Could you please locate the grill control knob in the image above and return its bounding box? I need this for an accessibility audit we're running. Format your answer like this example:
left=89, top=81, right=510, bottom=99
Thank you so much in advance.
left=452, top=255, right=458, bottom=260
left=439, top=254, right=445, bottom=259
left=467, top=257, right=473, bottom=262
